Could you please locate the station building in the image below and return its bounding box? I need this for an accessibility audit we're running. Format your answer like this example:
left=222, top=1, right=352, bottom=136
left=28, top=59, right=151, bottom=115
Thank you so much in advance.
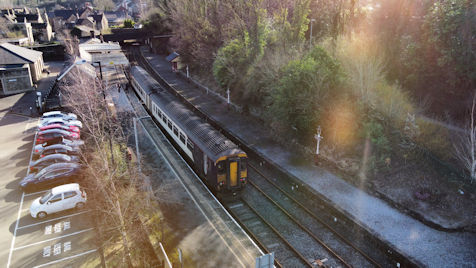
left=0, top=42, right=44, bottom=95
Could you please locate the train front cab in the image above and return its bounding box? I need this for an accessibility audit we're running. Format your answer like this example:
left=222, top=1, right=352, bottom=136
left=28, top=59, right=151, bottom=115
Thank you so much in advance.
left=216, top=153, right=247, bottom=193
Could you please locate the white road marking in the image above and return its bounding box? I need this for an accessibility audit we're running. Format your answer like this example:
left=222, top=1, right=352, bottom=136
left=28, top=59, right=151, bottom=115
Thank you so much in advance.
left=7, top=123, right=38, bottom=268
left=17, top=210, right=90, bottom=230
left=7, top=191, right=25, bottom=268
left=63, top=241, right=71, bottom=252
left=64, top=221, right=70, bottom=230
left=32, top=249, right=97, bottom=268
left=44, top=225, right=52, bottom=235
left=43, top=246, right=51, bottom=257
left=24, top=189, right=49, bottom=197
left=53, top=243, right=61, bottom=255
left=13, top=228, right=93, bottom=251
left=54, top=222, right=62, bottom=233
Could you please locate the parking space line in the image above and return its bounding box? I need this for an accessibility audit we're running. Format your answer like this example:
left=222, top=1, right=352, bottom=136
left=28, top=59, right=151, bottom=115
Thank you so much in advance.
left=24, top=189, right=49, bottom=197
left=17, top=210, right=91, bottom=230
left=6, top=192, right=25, bottom=268
left=32, top=249, right=97, bottom=268
left=13, top=228, right=94, bottom=251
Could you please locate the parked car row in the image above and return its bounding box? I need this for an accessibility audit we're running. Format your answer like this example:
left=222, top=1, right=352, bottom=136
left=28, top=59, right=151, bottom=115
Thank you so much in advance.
left=20, top=111, right=88, bottom=219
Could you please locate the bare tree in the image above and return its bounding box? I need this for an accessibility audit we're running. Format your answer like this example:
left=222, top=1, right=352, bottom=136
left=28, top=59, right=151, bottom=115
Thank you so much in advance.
left=59, top=66, right=152, bottom=266
left=454, top=93, right=476, bottom=183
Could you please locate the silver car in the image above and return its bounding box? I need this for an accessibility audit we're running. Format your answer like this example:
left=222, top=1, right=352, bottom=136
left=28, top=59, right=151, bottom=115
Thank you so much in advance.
left=30, top=154, right=79, bottom=173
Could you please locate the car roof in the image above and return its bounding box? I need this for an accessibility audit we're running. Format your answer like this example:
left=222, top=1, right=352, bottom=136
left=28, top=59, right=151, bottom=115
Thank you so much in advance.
left=38, top=129, right=70, bottom=135
left=42, top=111, right=64, bottom=116
left=41, top=124, right=66, bottom=128
left=43, top=144, right=73, bottom=150
left=33, top=153, right=71, bottom=164
left=51, top=183, right=80, bottom=194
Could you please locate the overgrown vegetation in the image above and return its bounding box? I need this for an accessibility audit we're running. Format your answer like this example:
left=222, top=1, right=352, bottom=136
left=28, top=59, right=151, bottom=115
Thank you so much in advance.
left=146, top=0, right=476, bottom=183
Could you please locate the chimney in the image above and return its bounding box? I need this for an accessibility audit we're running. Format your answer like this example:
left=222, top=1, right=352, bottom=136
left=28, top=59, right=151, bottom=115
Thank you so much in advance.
left=90, top=30, right=95, bottom=39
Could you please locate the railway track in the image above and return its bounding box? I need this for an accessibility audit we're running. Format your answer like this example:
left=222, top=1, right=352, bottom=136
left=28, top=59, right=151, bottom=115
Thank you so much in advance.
left=247, top=161, right=395, bottom=267
left=127, top=47, right=417, bottom=267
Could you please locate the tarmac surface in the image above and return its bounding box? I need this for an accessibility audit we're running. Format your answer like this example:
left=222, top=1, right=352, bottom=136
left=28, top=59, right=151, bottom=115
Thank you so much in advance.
left=139, top=46, right=476, bottom=267
left=1, top=62, right=100, bottom=268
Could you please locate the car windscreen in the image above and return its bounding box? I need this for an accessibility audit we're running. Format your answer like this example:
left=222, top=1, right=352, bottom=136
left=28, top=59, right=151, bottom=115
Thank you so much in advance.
left=39, top=191, right=52, bottom=204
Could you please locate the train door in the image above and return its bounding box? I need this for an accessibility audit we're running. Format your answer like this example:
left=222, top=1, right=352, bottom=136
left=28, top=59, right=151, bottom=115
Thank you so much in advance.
left=228, top=160, right=238, bottom=187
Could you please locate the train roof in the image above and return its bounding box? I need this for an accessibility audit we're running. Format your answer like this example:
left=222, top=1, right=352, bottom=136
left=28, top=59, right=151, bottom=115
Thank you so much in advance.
left=131, top=66, right=162, bottom=96
left=131, top=66, right=244, bottom=162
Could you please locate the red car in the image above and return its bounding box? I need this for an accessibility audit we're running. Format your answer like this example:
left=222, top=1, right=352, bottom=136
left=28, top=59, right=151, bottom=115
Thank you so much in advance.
left=36, top=129, right=80, bottom=144
left=38, top=123, right=80, bottom=133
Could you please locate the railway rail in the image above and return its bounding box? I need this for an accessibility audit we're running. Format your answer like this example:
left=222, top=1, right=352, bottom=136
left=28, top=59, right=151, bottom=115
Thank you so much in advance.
left=127, top=47, right=418, bottom=267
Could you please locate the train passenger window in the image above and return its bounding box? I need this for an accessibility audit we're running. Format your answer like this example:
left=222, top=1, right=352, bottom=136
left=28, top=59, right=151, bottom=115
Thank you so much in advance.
left=162, top=115, right=166, bottom=122
left=240, top=161, right=247, bottom=170
left=179, top=133, right=186, bottom=143
left=173, top=126, right=178, bottom=136
left=167, top=119, right=172, bottom=129
left=217, top=162, right=225, bottom=173
left=187, top=140, right=194, bottom=151
left=158, top=110, right=163, bottom=119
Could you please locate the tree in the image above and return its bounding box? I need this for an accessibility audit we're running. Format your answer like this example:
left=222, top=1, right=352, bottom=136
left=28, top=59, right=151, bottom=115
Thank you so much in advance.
left=454, top=93, right=476, bottom=183
left=58, top=65, right=165, bottom=266
left=269, top=46, right=341, bottom=140
left=124, top=19, right=135, bottom=28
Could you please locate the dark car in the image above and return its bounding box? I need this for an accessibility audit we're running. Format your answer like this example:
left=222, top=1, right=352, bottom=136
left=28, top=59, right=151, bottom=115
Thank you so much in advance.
left=20, top=163, right=82, bottom=191
left=36, top=129, right=80, bottom=144
left=32, top=144, right=81, bottom=160
left=30, top=154, right=79, bottom=173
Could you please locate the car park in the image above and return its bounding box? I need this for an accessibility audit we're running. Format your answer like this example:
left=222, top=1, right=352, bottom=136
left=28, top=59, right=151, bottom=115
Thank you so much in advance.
left=29, top=183, right=87, bottom=219
left=39, top=118, right=83, bottom=129
left=29, top=154, right=79, bottom=172
left=39, top=123, right=80, bottom=133
left=36, top=129, right=80, bottom=144
left=20, top=162, right=82, bottom=191
left=32, top=144, right=80, bottom=160
left=41, top=111, right=77, bottom=121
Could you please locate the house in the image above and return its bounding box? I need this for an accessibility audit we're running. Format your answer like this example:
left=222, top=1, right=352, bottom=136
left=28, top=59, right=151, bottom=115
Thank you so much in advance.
left=1, top=8, right=53, bottom=42
left=90, top=14, right=108, bottom=30
left=53, top=8, right=108, bottom=32
left=104, top=11, right=126, bottom=27
left=0, top=43, right=44, bottom=95
left=0, top=15, right=34, bottom=45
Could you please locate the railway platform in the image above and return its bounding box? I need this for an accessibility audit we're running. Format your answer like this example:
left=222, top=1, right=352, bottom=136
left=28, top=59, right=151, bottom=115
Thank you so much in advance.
left=108, top=86, right=263, bottom=267
left=138, top=46, right=476, bottom=267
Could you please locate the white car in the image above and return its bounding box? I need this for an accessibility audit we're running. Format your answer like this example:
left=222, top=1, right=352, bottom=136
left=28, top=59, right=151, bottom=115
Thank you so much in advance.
left=30, top=183, right=87, bottom=219
left=39, top=118, right=83, bottom=129
left=41, top=111, right=77, bottom=121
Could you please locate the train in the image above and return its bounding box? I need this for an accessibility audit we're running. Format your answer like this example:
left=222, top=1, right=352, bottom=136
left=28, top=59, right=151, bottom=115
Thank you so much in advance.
left=130, top=66, right=247, bottom=194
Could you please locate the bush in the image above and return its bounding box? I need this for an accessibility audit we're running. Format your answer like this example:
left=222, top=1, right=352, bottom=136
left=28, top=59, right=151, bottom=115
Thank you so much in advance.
left=268, top=46, right=342, bottom=141
left=123, top=19, right=135, bottom=28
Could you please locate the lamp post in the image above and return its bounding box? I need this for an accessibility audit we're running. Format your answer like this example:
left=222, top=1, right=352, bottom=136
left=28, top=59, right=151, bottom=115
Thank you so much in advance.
left=55, top=59, right=87, bottom=109
left=314, top=125, right=323, bottom=165
left=310, top=18, right=316, bottom=48
left=93, top=60, right=115, bottom=166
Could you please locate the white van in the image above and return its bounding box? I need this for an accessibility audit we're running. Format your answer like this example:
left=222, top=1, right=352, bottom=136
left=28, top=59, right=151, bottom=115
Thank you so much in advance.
left=30, top=183, right=87, bottom=219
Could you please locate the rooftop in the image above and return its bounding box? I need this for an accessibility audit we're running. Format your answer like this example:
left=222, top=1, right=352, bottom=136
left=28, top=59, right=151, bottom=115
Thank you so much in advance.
left=0, top=42, right=42, bottom=65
